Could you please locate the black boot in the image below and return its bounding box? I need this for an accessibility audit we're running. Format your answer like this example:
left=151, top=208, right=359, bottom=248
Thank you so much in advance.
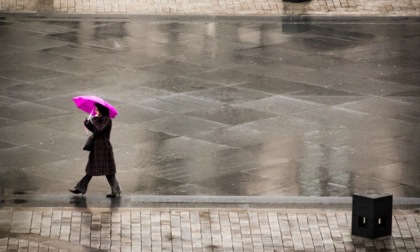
left=69, top=188, right=83, bottom=195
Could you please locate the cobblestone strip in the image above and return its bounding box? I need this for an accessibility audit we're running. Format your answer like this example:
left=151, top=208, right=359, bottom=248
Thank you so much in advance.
left=0, top=0, right=419, bottom=15
left=56, top=0, right=420, bottom=15
left=1, top=208, right=420, bottom=251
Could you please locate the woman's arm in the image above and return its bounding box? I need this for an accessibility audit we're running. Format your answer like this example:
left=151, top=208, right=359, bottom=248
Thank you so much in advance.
left=84, top=119, right=94, bottom=132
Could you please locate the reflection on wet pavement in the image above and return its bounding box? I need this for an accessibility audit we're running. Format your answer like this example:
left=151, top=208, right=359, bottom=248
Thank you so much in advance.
left=0, top=16, right=419, bottom=199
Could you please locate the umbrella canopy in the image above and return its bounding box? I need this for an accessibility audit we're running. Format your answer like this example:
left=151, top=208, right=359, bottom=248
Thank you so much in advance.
left=72, top=95, right=118, bottom=118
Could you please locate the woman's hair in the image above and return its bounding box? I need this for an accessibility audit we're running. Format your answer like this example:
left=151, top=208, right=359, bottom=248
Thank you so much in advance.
left=95, top=103, right=110, bottom=117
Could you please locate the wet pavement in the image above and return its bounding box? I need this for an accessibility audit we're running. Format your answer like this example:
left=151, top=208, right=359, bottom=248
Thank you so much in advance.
left=1, top=7, right=420, bottom=252
left=0, top=14, right=419, bottom=204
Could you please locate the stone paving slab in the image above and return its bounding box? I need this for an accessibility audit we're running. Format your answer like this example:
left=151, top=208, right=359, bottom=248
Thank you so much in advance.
left=0, top=0, right=419, bottom=15
left=0, top=207, right=419, bottom=251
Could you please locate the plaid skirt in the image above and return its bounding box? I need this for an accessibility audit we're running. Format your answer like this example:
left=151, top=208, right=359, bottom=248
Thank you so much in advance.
left=86, top=135, right=116, bottom=176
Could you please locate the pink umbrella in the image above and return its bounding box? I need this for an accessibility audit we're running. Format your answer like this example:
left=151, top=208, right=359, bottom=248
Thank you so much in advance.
left=72, top=95, right=118, bottom=118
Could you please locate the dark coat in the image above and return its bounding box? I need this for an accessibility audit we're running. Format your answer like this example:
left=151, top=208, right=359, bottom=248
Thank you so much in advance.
left=84, top=117, right=116, bottom=176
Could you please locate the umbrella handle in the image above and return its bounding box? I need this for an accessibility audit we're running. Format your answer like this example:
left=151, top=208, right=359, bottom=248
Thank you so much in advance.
left=85, top=109, right=95, bottom=135
left=87, top=109, right=95, bottom=121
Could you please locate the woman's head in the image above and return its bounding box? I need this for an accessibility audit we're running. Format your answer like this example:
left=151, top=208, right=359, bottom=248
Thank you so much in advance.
left=95, top=103, right=110, bottom=117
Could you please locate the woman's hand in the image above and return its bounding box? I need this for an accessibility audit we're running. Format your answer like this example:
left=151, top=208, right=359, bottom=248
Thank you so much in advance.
left=95, top=107, right=100, bottom=117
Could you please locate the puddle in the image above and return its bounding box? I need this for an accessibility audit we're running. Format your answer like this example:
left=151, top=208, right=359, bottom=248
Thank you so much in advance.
left=13, top=199, right=28, bottom=204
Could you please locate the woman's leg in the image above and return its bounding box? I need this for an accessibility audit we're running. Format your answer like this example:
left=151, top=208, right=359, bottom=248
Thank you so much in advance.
left=74, top=174, right=92, bottom=194
left=106, top=174, right=122, bottom=196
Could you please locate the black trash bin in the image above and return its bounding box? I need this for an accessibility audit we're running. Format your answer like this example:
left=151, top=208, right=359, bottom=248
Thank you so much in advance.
left=351, top=194, right=393, bottom=239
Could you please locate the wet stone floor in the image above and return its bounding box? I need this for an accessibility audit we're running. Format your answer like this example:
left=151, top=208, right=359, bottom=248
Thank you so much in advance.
left=0, top=15, right=419, bottom=200
left=1, top=207, right=420, bottom=252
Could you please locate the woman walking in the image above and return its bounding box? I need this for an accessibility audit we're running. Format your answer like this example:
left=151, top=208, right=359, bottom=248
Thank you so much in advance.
left=70, top=103, right=122, bottom=198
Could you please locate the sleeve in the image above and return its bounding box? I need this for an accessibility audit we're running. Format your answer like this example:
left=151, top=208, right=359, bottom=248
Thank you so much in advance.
left=84, top=119, right=94, bottom=132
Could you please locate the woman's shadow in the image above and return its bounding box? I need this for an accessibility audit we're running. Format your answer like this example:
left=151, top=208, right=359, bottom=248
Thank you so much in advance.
left=70, top=196, right=87, bottom=208
left=69, top=196, right=122, bottom=208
